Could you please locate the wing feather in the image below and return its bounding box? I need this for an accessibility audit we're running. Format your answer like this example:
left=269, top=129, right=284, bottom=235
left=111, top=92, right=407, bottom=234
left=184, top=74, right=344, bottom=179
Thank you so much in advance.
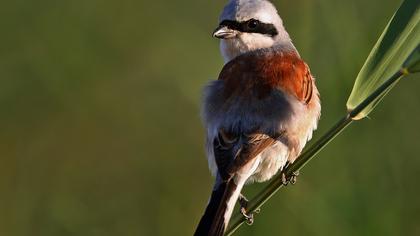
left=218, top=50, right=315, bottom=104
left=214, top=131, right=276, bottom=181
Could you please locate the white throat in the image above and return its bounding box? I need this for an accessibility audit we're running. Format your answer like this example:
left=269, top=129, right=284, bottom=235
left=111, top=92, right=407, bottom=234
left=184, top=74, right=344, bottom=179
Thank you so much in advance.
left=220, top=36, right=295, bottom=63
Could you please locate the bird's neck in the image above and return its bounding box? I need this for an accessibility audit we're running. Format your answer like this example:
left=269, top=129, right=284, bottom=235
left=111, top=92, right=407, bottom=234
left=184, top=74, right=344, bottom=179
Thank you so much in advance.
left=220, top=40, right=297, bottom=64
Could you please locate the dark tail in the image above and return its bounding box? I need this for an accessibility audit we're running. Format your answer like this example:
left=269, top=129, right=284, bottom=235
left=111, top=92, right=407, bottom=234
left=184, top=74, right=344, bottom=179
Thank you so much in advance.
left=194, top=179, right=240, bottom=236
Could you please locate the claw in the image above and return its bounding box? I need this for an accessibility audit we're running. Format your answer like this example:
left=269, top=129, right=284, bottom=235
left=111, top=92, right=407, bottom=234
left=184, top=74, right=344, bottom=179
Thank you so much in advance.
left=238, top=193, right=259, bottom=225
left=290, top=171, right=299, bottom=185
left=281, top=172, right=288, bottom=186
left=240, top=207, right=254, bottom=225
left=281, top=171, right=300, bottom=185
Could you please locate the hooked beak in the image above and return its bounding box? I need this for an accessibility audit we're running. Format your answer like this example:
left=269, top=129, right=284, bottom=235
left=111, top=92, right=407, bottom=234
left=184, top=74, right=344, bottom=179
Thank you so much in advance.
left=212, top=25, right=237, bottom=39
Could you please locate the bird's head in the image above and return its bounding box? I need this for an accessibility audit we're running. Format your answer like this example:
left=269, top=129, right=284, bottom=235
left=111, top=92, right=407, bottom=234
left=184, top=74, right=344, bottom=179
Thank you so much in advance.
left=213, top=0, right=295, bottom=62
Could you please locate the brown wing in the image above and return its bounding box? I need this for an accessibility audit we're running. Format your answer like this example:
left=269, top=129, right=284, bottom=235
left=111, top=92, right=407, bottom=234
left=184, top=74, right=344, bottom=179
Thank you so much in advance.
left=219, top=50, right=314, bottom=104
left=265, top=53, right=314, bottom=104
left=213, top=130, right=276, bottom=181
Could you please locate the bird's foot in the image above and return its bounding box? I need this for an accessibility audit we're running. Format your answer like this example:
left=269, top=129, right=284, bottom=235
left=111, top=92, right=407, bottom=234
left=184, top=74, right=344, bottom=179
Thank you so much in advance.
left=281, top=170, right=300, bottom=186
left=238, top=194, right=259, bottom=225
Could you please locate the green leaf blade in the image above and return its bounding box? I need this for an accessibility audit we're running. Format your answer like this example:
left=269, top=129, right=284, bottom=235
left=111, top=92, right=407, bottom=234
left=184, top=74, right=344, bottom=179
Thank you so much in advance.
left=346, top=0, right=420, bottom=120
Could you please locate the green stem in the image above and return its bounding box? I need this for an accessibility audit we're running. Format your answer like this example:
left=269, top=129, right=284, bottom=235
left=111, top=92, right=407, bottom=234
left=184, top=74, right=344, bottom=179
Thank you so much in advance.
left=225, top=70, right=404, bottom=236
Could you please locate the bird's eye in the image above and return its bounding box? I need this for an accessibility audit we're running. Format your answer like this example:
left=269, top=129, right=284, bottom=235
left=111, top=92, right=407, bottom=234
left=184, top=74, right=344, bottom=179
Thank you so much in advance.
left=247, top=19, right=259, bottom=29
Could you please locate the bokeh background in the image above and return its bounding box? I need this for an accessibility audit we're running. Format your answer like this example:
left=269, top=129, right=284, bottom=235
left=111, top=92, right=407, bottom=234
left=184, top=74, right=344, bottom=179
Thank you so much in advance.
left=1, top=0, right=419, bottom=235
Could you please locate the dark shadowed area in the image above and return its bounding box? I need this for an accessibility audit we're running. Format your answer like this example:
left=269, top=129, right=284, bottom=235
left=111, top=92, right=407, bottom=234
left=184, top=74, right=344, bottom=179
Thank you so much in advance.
left=1, top=0, right=419, bottom=235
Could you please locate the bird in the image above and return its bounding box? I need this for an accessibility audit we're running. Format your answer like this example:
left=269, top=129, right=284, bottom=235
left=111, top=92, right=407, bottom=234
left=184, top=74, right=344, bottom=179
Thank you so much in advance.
left=194, top=0, right=321, bottom=235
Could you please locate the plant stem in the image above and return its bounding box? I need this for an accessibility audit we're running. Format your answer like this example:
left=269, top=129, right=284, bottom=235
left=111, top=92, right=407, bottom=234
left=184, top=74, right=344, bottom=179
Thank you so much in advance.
left=225, top=70, right=404, bottom=236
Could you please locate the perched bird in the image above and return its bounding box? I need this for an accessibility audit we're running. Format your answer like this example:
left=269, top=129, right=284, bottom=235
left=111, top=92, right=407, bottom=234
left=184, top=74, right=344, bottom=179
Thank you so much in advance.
left=195, top=0, right=321, bottom=235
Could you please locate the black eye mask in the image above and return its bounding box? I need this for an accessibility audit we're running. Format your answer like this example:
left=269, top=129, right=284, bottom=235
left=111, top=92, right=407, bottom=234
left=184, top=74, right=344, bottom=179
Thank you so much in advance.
left=219, top=19, right=278, bottom=37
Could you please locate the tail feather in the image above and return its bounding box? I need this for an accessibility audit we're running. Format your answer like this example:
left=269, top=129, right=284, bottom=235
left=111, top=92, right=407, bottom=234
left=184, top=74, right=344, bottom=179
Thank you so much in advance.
left=194, top=180, right=240, bottom=236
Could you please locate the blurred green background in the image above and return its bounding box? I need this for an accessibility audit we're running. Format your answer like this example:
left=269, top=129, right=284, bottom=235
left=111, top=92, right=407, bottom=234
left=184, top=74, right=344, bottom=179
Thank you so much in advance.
left=1, top=0, right=419, bottom=235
